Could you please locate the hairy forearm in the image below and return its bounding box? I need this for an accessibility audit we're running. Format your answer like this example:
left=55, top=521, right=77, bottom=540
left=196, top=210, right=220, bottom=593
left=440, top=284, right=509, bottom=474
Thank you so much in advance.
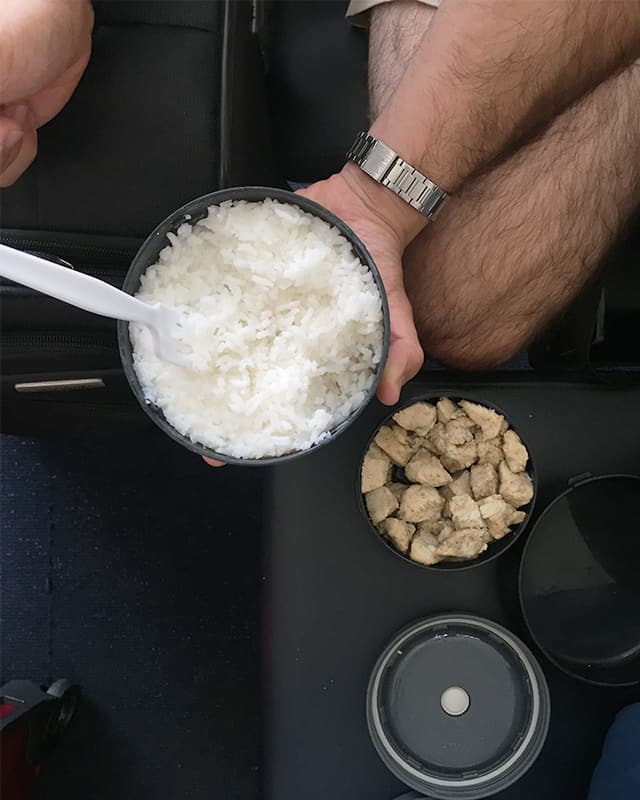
left=369, top=1, right=437, bottom=118
left=404, top=61, right=640, bottom=368
left=371, top=0, right=640, bottom=192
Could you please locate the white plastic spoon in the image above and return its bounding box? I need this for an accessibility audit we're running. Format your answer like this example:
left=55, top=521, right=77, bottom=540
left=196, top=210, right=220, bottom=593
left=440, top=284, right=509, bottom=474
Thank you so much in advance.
left=0, top=244, right=189, bottom=367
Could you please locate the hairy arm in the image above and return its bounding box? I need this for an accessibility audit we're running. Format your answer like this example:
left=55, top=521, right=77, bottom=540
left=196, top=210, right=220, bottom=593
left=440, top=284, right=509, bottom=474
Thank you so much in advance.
left=282, top=1, right=640, bottom=409
left=403, top=60, right=640, bottom=368
left=368, top=1, right=438, bottom=117
left=371, top=0, right=640, bottom=194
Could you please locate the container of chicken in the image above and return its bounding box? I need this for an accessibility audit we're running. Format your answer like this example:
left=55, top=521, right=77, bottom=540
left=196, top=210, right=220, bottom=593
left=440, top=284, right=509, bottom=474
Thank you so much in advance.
left=358, top=393, right=537, bottom=570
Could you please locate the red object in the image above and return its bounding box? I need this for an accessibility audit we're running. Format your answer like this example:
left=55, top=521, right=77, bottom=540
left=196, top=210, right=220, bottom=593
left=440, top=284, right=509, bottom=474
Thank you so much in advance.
left=1, top=679, right=79, bottom=800
left=0, top=702, right=18, bottom=719
left=1, top=721, right=36, bottom=800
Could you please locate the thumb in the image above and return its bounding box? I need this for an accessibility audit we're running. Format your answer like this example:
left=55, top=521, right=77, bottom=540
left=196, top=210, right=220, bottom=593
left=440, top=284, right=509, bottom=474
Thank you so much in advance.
left=377, top=273, right=424, bottom=406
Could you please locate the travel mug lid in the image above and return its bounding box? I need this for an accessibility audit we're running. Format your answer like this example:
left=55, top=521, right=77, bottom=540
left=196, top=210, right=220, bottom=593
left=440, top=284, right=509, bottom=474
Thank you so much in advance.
left=367, top=614, right=550, bottom=799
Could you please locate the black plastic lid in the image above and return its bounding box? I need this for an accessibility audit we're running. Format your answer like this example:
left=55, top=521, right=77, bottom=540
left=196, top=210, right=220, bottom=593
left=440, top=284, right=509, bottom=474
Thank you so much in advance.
left=367, top=615, right=550, bottom=799
left=520, top=474, right=640, bottom=687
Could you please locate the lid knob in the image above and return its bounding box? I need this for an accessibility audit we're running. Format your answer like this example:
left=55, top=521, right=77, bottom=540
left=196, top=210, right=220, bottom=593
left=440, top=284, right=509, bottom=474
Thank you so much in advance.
left=440, top=686, right=470, bottom=716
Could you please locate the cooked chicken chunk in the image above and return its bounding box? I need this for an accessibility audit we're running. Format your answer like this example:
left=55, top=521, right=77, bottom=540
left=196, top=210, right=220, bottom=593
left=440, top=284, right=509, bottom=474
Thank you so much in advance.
left=436, top=397, right=461, bottom=424
left=399, top=484, right=444, bottom=523
left=436, top=529, right=488, bottom=559
left=437, top=522, right=455, bottom=543
left=502, top=430, right=529, bottom=473
left=416, top=435, right=440, bottom=456
left=374, top=424, right=412, bottom=466
left=506, top=506, right=526, bottom=526
left=440, top=441, right=478, bottom=472
left=449, top=494, right=485, bottom=530
left=498, top=462, right=534, bottom=508
left=460, top=400, right=504, bottom=441
left=478, top=494, right=527, bottom=539
left=429, top=422, right=448, bottom=455
left=365, top=486, right=399, bottom=524
left=368, top=442, right=387, bottom=458
left=408, top=432, right=426, bottom=455
left=417, top=529, right=439, bottom=547
left=478, top=494, right=510, bottom=539
left=445, top=417, right=475, bottom=445
left=379, top=517, right=415, bottom=553
left=477, top=437, right=504, bottom=468
left=428, top=416, right=476, bottom=470
left=415, top=520, right=453, bottom=539
left=387, top=482, right=409, bottom=502
left=410, top=531, right=442, bottom=565
left=470, top=463, right=498, bottom=500
left=444, top=470, right=472, bottom=498
left=431, top=417, right=474, bottom=451
left=405, top=451, right=452, bottom=487
left=429, top=415, right=479, bottom=471
left=361, top=443, right=392, bottom=492
left=393, top=402, right=437, bottom=435
left=416, top=520, right=441, bottom=537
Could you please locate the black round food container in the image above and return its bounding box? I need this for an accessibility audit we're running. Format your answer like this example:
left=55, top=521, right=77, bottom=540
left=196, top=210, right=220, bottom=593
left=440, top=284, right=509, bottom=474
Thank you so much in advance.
left=117, top=187, right=390, bottom=465
left=358, top=393, right=537, bottom=571
left=520, top=473, right=640, bottom=687
left=367, top=615, right=550, bottom=799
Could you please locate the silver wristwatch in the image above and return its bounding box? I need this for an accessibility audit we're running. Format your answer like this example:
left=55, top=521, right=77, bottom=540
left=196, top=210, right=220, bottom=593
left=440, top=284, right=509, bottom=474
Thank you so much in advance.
left=345, top=132, right=447, bottom=219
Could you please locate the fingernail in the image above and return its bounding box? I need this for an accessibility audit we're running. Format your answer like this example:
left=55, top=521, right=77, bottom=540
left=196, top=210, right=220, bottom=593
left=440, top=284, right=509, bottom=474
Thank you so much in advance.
left=0, top=128, right=23, bottom=168
left=203, top=456, right=225, bottom=468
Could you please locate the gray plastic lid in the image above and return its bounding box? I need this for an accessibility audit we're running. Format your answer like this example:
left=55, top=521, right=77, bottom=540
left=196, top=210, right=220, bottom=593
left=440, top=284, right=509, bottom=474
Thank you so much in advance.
left=367, top=615, right=550, bottom=799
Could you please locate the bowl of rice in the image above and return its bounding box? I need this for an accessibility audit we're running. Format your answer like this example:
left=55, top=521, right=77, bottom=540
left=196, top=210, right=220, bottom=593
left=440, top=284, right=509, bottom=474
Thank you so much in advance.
left=118, top=187, right=389, bottom=464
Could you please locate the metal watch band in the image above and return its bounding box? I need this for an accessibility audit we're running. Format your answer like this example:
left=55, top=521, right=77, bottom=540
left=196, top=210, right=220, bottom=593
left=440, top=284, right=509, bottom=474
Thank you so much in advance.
left=345, top=131, right=447, bottom=219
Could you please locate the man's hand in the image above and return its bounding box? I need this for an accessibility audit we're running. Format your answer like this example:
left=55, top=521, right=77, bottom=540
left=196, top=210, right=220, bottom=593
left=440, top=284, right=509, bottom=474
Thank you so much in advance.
left=204, top=165, right=421, bottom=469
left=300, top=163, right=424, bottom=406
left=0, top=0, right=94, bottom=187
left=203, top=165, right=421, bottom=469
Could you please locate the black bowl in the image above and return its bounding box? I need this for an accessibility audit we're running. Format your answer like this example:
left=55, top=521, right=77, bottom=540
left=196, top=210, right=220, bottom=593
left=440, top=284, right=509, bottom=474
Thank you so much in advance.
left=358, top=393, right=538, bottom=571
left=118, top=187, right=390, bottom=465
left=519, top=473, right=640, bottom=687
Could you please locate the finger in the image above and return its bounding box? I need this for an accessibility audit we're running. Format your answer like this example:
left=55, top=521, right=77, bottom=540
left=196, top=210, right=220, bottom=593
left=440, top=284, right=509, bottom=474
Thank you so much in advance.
left=0, top=127, right=37, bottom=187
left=0, top=103, right=32, bottom=173
left=203, top=457, right=226, bottom=468
left=0, top=125, right=23, bottom=174
left=377, top=280, right=424, bottom=406
left=0, top=106, right=37, bottom=187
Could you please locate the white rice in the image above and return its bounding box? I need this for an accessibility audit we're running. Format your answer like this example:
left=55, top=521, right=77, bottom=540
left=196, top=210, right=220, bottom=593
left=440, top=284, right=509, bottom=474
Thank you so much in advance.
left=130, top=199, right=384, bottom=458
